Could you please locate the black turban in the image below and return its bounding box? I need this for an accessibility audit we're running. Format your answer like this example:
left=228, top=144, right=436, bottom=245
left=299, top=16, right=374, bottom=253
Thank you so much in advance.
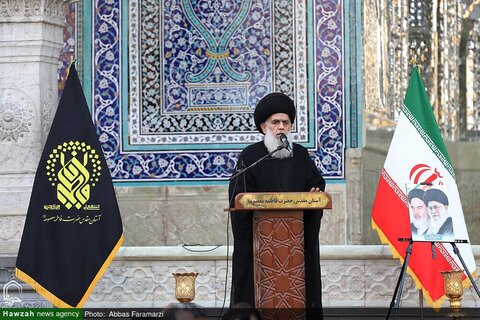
left=253, top=92, right=296, bottom=134
left=407, top=188, right=425, bottom=203
left=424, top=188, right=449, bottom=206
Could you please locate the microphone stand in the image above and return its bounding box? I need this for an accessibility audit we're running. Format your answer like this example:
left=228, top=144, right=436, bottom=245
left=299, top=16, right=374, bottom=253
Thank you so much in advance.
left=226, top=140, right=287, bottom=312
left=229, top=144, right=285, bottom=181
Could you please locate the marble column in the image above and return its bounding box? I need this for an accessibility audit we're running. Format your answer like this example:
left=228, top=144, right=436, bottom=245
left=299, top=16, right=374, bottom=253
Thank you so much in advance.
left=0, top=0, right=69, bottom=255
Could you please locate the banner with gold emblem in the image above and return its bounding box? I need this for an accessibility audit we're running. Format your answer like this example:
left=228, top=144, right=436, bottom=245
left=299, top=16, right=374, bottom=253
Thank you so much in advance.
left=15, top=64, right=124, bottom=308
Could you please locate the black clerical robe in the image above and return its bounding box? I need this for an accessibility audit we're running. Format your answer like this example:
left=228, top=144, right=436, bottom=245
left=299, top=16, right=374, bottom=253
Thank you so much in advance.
left=228, top=141, right=326, bottom=313
left=438, top=217, right=454, bottom=236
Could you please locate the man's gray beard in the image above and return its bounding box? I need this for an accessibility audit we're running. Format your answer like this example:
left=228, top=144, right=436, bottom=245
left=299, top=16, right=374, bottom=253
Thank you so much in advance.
left=264, top=129, right=292, bottom=159
left=426, top=214, right=448, bottom=234
left=412, top=216, right=429, bottom=231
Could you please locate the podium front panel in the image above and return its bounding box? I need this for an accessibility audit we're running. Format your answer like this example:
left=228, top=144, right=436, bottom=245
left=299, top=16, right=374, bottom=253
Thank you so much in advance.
left=253, top=210, right=306, bottom=318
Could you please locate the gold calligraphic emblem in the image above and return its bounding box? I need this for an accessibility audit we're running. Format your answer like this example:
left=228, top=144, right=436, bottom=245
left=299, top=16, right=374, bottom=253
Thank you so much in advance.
left=237, top=192, right=331, bottom=210
left=45, top=141, right=102, bottom=210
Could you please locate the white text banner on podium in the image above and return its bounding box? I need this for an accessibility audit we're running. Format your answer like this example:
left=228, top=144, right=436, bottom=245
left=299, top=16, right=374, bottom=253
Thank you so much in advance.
left=234, top=192, right=332, bottom=210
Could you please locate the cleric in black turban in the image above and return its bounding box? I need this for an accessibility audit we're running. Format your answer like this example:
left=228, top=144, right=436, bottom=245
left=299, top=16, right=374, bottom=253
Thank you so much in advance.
left=407, top=188, right=425, bottom=203
left=424, top=188, right=453, bottom=238
left=424, top=188, right=449, bottom=206
left=253, top=92, right=296, bottom=133
left=228, top=92, right=325, bottom=319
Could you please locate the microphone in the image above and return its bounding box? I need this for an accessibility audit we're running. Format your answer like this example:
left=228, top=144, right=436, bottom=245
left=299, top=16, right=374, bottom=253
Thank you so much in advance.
left=278, top=133, right=292, bottom=152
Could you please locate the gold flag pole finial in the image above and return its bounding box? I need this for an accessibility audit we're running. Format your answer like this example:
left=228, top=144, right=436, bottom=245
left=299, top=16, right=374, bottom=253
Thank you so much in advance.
left=408, top=43, right=422, bottom=72
left=68, top=58, right=77, bottom=69
left=409, top=57, right=421, bottom=68
left=67, top=59, right=78, bottom=76
left=409, top=57, right=422, bottom=75
left=409, top=57, right=418, bottom=66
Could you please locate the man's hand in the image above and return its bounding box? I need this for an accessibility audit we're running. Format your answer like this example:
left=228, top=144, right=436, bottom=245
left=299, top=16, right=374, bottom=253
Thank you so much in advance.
left=309, top=187, right=321, bottom=192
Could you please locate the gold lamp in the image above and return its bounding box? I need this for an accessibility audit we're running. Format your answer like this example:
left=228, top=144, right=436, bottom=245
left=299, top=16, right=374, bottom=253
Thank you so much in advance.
left=441, top=270, right=464, bottom=318
left=173, top=272, right=199, bottom=303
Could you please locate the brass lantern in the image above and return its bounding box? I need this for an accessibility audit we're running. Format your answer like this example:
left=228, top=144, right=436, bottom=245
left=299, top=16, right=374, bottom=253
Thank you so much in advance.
left=173, top=272, right=199, bottom=303
left=441, top=270, right=464, bottom=312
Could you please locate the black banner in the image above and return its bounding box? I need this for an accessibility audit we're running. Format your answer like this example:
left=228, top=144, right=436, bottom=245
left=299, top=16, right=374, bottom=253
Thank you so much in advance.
left=15, top=64, right=123, bottom=307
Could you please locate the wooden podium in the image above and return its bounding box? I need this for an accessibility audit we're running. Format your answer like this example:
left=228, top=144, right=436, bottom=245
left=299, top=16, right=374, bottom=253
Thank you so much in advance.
left=232, top=192, right=332, bottom=313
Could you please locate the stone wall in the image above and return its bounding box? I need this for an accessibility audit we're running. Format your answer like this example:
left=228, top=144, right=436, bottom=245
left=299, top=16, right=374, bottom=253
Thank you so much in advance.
left=2, top=246, right=480, bottom=308
left=116, top=182, right=349, bottom=247
left=0, top=1, right=69, bottom=255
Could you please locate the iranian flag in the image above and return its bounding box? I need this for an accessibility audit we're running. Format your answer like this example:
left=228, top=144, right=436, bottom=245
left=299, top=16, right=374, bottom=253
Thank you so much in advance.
left=371, top=66, right=477, bottom=307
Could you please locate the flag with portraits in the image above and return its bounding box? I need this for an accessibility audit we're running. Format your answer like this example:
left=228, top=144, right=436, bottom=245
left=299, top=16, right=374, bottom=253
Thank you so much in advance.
left=371, top=66, right=476, bottom=307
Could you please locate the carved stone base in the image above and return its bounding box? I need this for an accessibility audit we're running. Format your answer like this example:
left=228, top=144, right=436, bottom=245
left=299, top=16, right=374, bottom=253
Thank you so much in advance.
left=2, top=246, right=479, bottom=308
